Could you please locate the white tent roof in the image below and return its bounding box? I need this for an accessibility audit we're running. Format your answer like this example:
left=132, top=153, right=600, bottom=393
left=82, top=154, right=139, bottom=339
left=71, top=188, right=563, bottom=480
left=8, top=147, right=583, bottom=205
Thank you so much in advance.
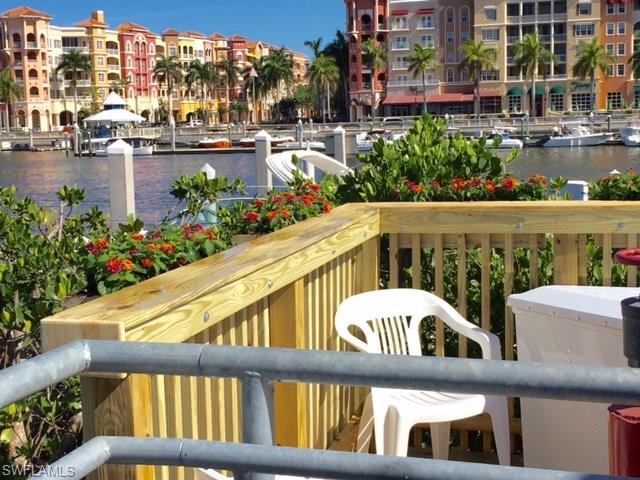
left=103, top=91, right=127, bottom=106
left=83, top=109, right=145, bottom=124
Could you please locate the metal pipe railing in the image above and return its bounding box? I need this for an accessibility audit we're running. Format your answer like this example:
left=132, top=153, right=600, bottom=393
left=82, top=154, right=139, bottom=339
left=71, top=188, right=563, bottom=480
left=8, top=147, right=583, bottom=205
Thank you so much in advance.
left=1, top=340, right=639, bottom=480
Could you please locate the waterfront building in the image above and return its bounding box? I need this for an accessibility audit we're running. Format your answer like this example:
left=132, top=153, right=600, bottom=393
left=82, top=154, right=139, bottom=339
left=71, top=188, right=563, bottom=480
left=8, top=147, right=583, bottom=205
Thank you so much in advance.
left=345, top=0, right=389, bottom=120
left=0, top=6, right=53, bottom=130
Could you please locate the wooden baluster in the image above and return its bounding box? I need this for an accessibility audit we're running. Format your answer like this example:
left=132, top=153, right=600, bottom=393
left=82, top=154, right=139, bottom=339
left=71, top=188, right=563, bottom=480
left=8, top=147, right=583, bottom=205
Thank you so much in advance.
left=481, top=234, right=492, bottom=454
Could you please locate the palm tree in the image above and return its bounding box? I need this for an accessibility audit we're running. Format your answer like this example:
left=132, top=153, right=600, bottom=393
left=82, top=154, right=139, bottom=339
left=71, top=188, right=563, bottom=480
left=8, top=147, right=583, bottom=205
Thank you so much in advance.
left=153, top=55, right=182, bottom=123
left=361, top=39, right=387, bottom=119
left=308, top=55, right=339, bottom=122
left=0, top=68, right=22, bottom=131
left=322, top=31, right=350, bottom=119
left=573, top=38, right=614, bottom=112
left=217, top=58, right=241, bottom=123
left=407, top=44, right=438, bottom=115
left=304, top=38, right=323, bottom=59
left=264, top=48, right=294, bottom=102
left=109, top=77, right=130, bottom=97
left=513, top=33, right=552, bottom=118
left=56, top=50, right=92, bottom=125
left=186, top=60, right=218, bottom=123
left=459, top=40, right=497, bottom=118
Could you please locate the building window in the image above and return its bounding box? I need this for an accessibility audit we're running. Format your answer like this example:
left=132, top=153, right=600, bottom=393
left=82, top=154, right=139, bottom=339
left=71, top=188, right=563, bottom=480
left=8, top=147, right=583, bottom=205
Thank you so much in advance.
left=127, top=58, right=132, bottom=68
left=607, top=3, right=615, bottom=14
left=126, top=41, right=131, bottom=52
left=522, top=2, right=535, bottom=15
left=461, top=7, right=469, bottom=22
left=618, top=43, right=626, bottom=56
left=482, top=29, right=500, bottom=41
left=572, top=93, right=593, bottom=111
left=447, top=32, right=454, bottom=43
left=608, top=92, right=623, bottom=109
left=96, top=40, right=103, bottom=50
left=169, top=46, right=176, bottom=56
left=574, top=23, right=595, bottom=36
left=480, top=70, right=499, bottom=81
left=421, top=35, right=434, bottom=47
left=607, top=64, right=615, bottom=76
left=97, top=57, right=104, bottom=66
left=149, top=44, right=155, bottom=54
left=395, top=74, right=408, bottom=85
left=619, top=3, right=627, bottom=13
left=635, top=90, right=640, bottom=107
left=461, top=67, right=469, bottom=81
left=98, top=73, right=105, bottom=82
left=618, top=63, right=625, bottom=76
left=607, top=23, right=615, bottom=35
left=392, top=16, right=408, bottom=30
left=508, top=95, right=522, bottom=112
left=393, top=36, right=408, bottom=49
left=619, top=22, right=626, bottom=34
left=447, top=8, right=454, bottom=23
left=576, top=3, right=591, bottom=15
left=419, top=15, right=433, bottom=28
left=485, top=7, right=497, bottom=20
left=461, top=31, right=470, bottom=42
left=507, top=3, right=519, bottom=16
left=549, top=93, right=564, bottom=112
left=606, top=43, right=615, bottom=55
left=447, top=68, right=454, bottom=82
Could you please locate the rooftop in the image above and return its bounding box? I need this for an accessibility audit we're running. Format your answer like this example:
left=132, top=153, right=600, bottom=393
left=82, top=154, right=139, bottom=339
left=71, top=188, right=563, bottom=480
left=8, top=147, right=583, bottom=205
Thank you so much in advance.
left=0, top=5, right=52, bottom=19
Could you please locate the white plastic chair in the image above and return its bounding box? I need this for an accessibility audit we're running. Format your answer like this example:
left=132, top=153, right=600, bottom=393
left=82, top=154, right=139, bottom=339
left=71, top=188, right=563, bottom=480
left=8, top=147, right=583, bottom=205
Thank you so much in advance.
left=335, top=289, right=510, bottom=464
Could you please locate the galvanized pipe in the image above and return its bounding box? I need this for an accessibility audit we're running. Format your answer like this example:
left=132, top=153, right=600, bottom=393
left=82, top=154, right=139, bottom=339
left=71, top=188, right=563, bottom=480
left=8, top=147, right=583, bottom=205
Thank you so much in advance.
left=0, top=341, right=90, bottom=407
left=34, top=436, right=636, bottom=480
left=239, top=374, right=275, bottom=480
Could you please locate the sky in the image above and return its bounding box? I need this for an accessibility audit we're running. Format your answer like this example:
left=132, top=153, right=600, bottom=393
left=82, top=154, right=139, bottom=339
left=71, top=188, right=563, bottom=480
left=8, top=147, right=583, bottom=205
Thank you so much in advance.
left=6, top=0, right=346, bottom=55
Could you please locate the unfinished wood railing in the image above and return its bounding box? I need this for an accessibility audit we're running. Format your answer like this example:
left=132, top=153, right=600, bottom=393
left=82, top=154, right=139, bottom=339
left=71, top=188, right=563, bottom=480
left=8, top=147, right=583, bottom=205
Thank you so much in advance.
left=42, top=201, right=640, bottom=480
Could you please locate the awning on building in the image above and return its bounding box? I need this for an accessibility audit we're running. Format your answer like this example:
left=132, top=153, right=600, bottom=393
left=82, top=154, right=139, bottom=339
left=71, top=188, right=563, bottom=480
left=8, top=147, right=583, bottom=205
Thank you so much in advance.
left=392, top=9, right=409, bottom=15
left=528, top=85, right=545, bottom=95
left=507, top=86, right=523, bottom=96
left=428, top=93, right=474, bottom=103
left=381, top=95, right=421, bottom=105
left=416, top=8, right=435, bottom=14
left=550, top=86, right=565, bottom=94
left=634, top=85, right=640, bottom=93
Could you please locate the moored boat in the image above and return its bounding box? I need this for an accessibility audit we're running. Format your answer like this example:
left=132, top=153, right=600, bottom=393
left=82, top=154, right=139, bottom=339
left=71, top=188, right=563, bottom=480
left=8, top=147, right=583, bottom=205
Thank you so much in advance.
left=238, top=137, right=255, bottom=148
left=95, top=137, right=155, bottom=156
left=541, top=124, right=613, bottom=147
left=620, top=125, right=640, bottom=147
left=486, top=131, right=523, bottom=149
left=198, top=137, right=231, bottom=149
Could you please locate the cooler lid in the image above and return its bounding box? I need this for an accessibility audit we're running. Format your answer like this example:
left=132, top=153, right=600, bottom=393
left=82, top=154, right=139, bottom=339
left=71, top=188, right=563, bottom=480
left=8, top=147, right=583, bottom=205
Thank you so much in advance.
left=507, top=286, right=638, bottom=330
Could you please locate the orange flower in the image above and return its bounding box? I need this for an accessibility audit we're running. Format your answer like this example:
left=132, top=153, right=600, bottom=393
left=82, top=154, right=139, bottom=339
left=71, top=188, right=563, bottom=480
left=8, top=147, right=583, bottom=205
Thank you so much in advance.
left=253, top=198, right=265, bottom=208
left=323, top=203, right=332, bottom=213
left=279, top=207, right=291, bottom=218
left=528, top=174, right=548, bottom=186
left=161, top=243, right=175, bottom=255
left=284, top=192, right=296, bottom=202
left=485, top=180, right=496, bottom=193
left=407, top=181, right=424, bottom=194
left=147, top=244, right=161, bottom=251
left=204, top=230, right=217, bottom=239
left=95, top=239, right=109, bottom=250
left=141, top=258, right=154, bottom=269
left=266, top=211, right=278, bottom=221
left=300, top=194, right=315, bottom=206
left=122, top=259, right=134, bottom=271
left=310, top=183, right=321, bottom=192
left=106, top=258, right=123, bottom=274
left=131, top=233, right=144, bottom=241
left=452, top=178, right=468, bottom=191
left=243, top=211, right=260, bottom=223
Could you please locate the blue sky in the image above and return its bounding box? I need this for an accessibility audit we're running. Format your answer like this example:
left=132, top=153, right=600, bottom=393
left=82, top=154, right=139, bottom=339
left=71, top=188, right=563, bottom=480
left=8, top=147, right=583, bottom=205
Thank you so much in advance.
left=8, top=1, right=345, bottom=54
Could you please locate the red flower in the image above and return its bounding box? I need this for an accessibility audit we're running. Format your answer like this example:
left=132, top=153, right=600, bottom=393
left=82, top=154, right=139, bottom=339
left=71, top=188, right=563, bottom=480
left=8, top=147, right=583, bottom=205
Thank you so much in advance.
left=273, top=195, right=284, bottom=205
left=106, top=258, right=124, bottom=274
left=284, top=192, right=296, bottom=202
left=502, top=177, right=518, bottom=191
left=131, top=233, right=144, bottom=241
left=150, top=230, right=162, bottom=240
left=87, top=238, right=109, bottom=256
left=300, top=194, right=315, bottom=206
left=243, top=211, right=260, bottom=223
left=254, top=198, right=265, bottom=208
left=266, top=211, right=278, bottom=221
left=407, top=181, right=424, bottom=194
left=469, top=178, right=482, bottom=188
left=141, top=258, right=154, bottom=269
left=452, top=178, right=468, bottom=191
left=485, top=180, right=496, bottom=193
left=130, top=248, right=140, bottom=256
left=204, top=230, right=217, bottom=239
left=310, top=183, right=321, bottom=192
left=528, top=174, right=548, bottom=186
left=431, top=180, right=441, bottom=189
left=96, top=239, right=109, bottom=250
left=323, top=203, right=332, bottom=213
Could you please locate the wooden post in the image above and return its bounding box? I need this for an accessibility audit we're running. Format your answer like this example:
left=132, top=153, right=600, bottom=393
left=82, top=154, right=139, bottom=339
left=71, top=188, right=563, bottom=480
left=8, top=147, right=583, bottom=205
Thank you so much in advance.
left=355, top=237, right=380, bottom=294
left=333, top=125, right=347, bottom=165
left=107, top=139, right=136, bottom=229
left=255, top=130, right=272, bottom=197
left=554, top=234, right=579, bottom=285
left=81, top=375, right=155, bottom=480
left=269, top=278, right=308, bottom=448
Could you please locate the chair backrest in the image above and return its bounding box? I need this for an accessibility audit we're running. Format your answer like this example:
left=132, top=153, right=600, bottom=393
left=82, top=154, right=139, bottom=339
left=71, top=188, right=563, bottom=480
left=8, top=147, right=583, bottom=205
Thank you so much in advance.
left=265, top=151, right=311, bottom=183
left=335, top=289, right=502, bottom=360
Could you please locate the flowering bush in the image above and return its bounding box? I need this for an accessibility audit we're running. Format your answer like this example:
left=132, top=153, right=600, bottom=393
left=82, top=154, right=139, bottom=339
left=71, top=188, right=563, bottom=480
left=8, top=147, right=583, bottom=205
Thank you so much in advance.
left=227, top=174, right=334, bottom=235
left=84, top=220, right=226, bottom=295
left=590, top=170, right=640, bottom=200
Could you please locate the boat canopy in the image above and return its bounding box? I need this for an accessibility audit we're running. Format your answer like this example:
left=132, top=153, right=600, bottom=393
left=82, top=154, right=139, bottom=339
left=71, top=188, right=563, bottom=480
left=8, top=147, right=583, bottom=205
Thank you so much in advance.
left=83, top=109, right=145, bottom=124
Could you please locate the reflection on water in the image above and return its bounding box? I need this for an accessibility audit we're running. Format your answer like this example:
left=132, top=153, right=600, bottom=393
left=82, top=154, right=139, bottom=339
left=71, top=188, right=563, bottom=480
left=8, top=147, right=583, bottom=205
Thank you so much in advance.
left=1, top=146, right=639, bottom=223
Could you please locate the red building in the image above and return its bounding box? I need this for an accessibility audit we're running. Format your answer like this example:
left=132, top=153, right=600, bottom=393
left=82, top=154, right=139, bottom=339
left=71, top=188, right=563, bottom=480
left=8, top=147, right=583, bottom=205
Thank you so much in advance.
left=228, top=35, right=248, bottom=101
left=345, top=0, right=389, bottom=121
left=116, top=22, right=159, bottom=100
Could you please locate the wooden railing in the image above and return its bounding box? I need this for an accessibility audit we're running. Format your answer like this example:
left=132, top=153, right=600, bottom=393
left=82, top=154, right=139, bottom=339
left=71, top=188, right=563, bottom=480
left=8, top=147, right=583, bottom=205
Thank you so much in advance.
left=42, top=201, right=640, bottom=480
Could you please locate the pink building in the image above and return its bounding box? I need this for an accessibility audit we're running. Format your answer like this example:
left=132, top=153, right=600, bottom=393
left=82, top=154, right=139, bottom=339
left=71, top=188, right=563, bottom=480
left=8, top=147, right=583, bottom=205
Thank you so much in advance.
left=116, top=22, right=159, bottom=100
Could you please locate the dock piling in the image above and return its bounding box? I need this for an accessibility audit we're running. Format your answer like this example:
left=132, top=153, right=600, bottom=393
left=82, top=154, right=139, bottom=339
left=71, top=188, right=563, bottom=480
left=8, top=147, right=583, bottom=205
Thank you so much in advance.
left=255, top=130, right=272, bottom=197
left=106, top=139, right=136, bottom=229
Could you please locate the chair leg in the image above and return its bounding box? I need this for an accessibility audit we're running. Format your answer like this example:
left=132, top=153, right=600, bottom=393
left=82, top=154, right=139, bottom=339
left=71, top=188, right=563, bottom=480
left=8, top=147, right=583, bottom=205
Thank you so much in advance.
left=356, top=393, right=374, bottom=454
left=387, top=407, right=412, bottom=457
left=486, top=397, right=511, bottom=466
left=430, top=422, right=451, bottom=460
left=372, top=397, right=388, bottom=455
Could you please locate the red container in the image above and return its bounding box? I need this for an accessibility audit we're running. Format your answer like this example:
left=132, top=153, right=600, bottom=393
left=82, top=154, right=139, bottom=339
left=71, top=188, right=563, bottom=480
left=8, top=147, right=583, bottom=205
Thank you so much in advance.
left=609, top=404, right=640, bottom=476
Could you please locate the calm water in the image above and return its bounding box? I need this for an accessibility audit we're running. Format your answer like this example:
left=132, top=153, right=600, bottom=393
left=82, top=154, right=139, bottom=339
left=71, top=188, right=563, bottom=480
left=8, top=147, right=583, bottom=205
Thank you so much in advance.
left=1, top=146, right=639, bottom=223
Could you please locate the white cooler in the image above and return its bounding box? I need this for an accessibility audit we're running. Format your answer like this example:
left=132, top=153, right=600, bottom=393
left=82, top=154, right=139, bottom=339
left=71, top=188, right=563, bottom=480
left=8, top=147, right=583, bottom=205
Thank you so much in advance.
left=508, top=286, right=634, bottom=474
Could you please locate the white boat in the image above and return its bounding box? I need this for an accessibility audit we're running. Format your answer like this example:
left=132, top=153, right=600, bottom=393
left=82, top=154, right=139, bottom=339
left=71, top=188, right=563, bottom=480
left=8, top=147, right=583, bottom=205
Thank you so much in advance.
left=0, top=140, right=11, bottom=151
left=356, top=132, right=373, bottom=152
left=279, top=141, right=326, bottom=150
left=270, top=135, right=296, bottom=146
left=486, top=131, right=523, bottom=149
left=620, top=125, right=640, bottom=147
left=198, top=137, right=231, bottom=149
left=542, top=124, right=614, bottom=148
left=95, top=137, right=155, bottom=156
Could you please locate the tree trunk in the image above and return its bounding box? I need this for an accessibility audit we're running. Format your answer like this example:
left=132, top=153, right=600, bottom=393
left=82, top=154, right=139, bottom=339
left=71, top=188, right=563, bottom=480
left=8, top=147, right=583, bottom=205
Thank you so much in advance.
left=531, top=64, right=537, bottom=118
left=3, top=103, right=9, bottom=132
left=591, top=74, right=596, bottom=112
left=422, top=71, right=428, bottom=115
left=475, top=79, right=480, bottom=119
left=371, top=74, right=376, bottom=119
left=327, top=84, right=331, bottom=121
left=226, top=81, right=230, bottom=124
left=73, top=85, right=78, bottom=125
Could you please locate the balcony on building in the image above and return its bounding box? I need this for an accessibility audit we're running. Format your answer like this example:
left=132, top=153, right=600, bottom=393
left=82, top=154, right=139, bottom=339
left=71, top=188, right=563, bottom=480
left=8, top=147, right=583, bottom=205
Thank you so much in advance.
left=62, top=46, right=90, bottom=53
left=106, top=41, right=119, bottom=56
left=391, top=41, right=409, bottom=51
